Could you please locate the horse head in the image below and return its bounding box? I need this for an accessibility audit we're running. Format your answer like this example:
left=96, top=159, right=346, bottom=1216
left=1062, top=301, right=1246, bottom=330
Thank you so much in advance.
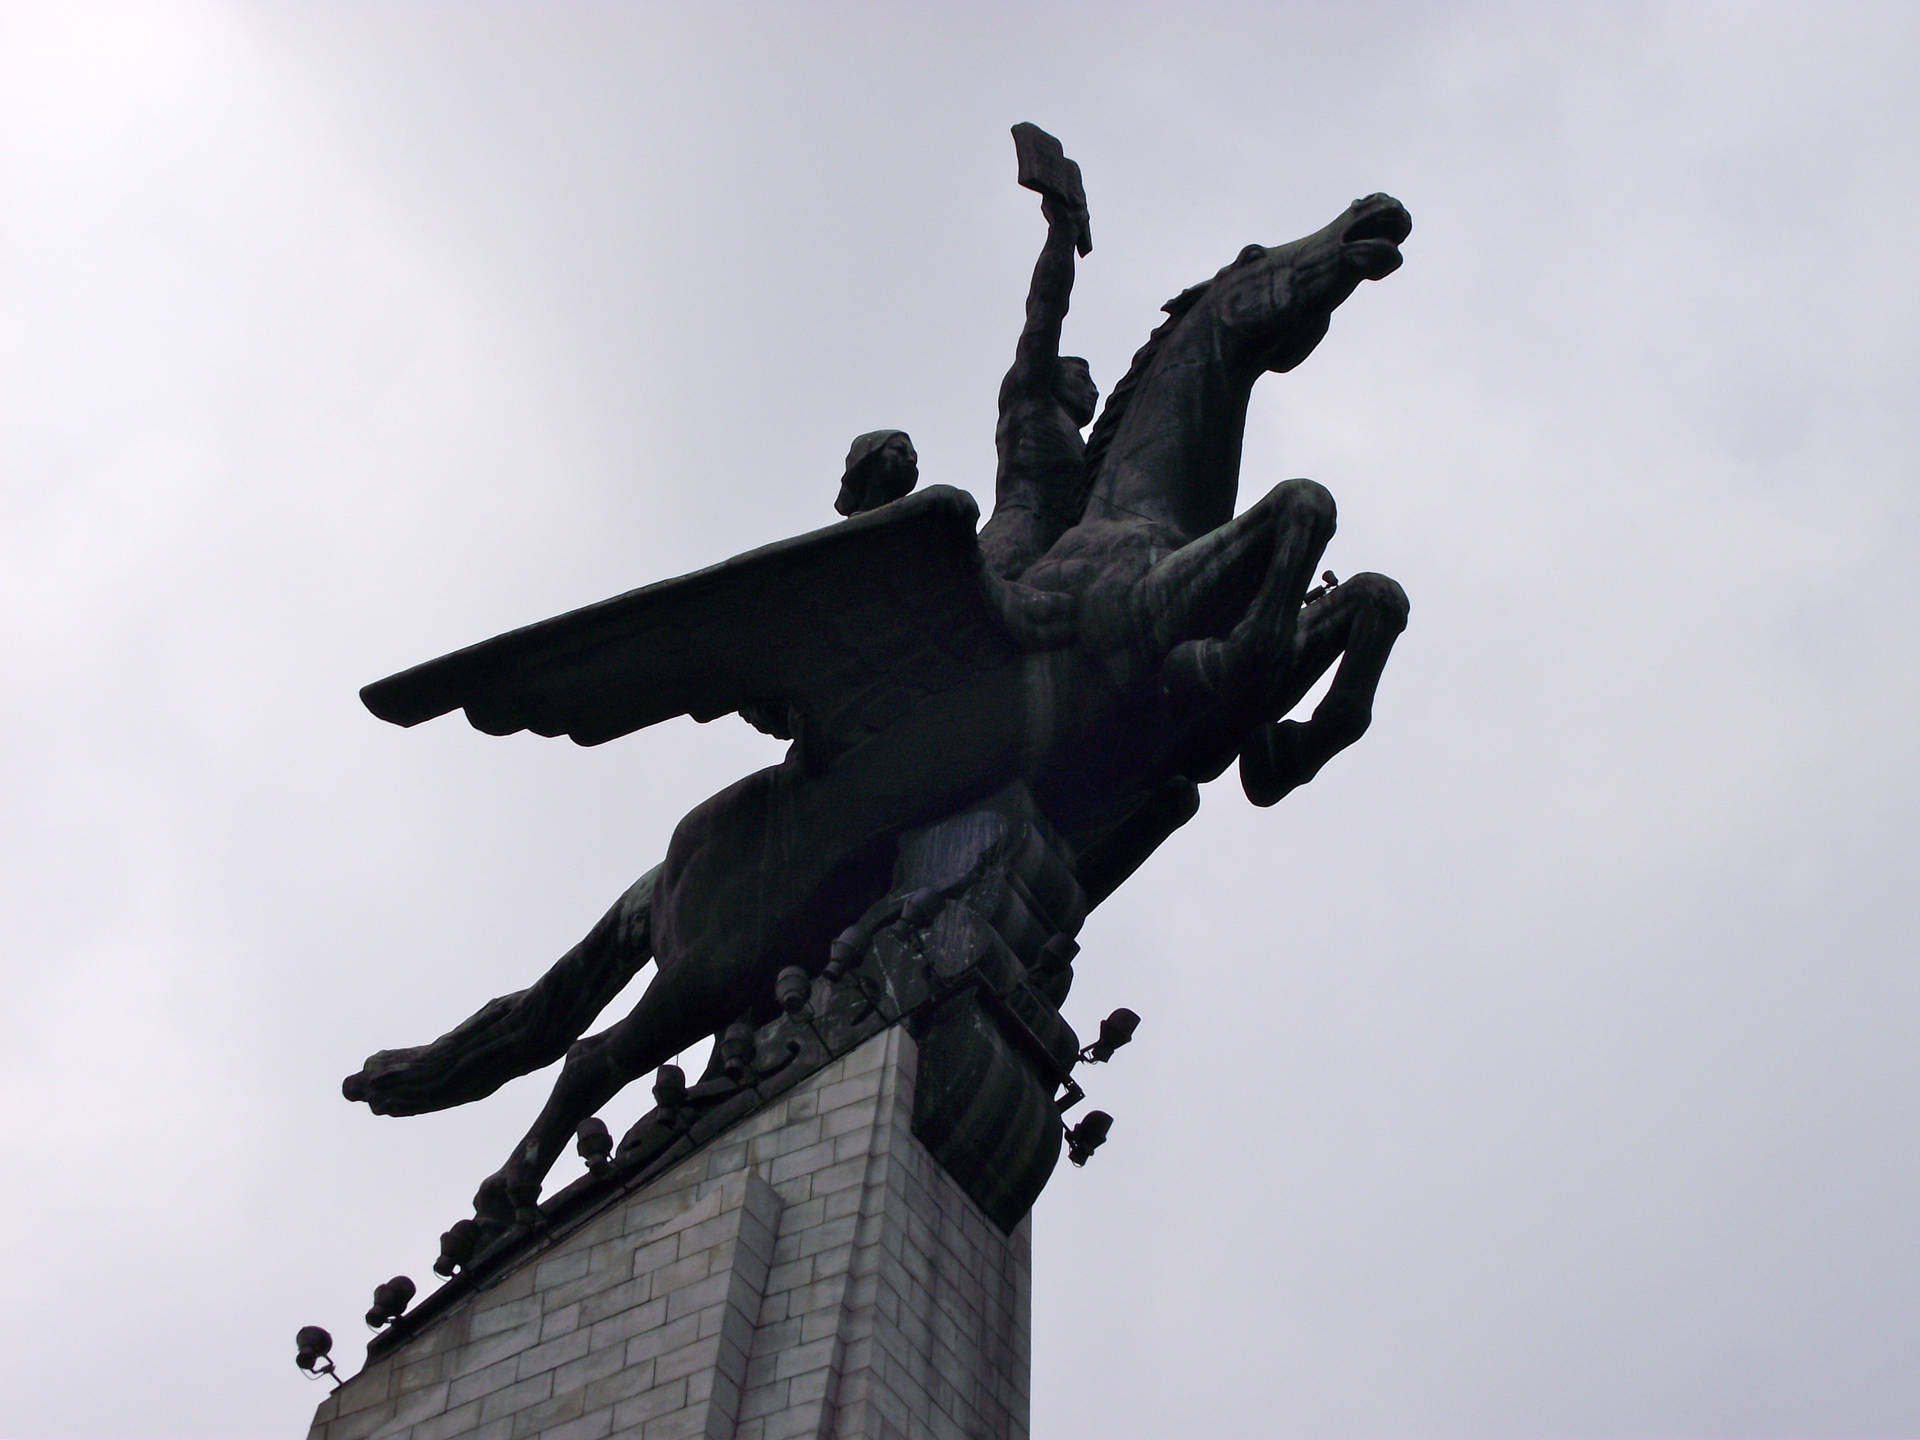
left=1206, top=192, right=1412, bottom=375
left=1080, top=193, right=1411, bottom=538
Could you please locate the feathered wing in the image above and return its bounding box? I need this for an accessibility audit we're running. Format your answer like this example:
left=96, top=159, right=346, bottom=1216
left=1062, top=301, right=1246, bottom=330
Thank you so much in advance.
left=360, top=486, right=1019, bottom=768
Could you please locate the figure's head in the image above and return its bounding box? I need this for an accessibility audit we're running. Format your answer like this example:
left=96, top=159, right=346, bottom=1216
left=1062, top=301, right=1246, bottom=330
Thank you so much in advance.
left=1056, top=356, right=1098, bottom=428
left=1193, top=193, right=1412, bottom=375
left=835, top=429, right=918, bottom=516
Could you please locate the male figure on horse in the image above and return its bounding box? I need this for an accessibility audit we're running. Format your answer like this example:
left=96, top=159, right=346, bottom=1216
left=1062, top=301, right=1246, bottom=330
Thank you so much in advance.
left=978, top=124, right=1100, bottom=582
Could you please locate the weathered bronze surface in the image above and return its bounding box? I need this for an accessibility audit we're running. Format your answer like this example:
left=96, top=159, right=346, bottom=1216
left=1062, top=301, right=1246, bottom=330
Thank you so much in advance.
left=343, top=125, right=1412, bottom=1247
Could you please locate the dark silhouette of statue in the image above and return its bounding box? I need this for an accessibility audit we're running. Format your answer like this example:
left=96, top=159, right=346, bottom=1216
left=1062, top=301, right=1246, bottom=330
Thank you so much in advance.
left=343, top=125, right=1414, bottom=1224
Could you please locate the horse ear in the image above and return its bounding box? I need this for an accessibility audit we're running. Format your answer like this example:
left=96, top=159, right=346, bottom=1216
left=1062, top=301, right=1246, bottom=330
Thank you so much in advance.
left=1235, top=243, right=1267, bottom=265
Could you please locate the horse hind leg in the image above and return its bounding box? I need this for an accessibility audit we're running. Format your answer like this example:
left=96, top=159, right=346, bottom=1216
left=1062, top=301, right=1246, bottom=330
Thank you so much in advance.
left=1241, top=571, right=1409, bottom=807
left=474, top=952, right=738, bottom=1222
left=345, top=868, right=658, bottom=1117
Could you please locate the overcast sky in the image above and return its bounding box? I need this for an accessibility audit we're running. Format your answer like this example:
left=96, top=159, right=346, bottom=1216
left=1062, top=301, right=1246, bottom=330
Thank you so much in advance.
left=2, top=3, right=1917, bottom=1437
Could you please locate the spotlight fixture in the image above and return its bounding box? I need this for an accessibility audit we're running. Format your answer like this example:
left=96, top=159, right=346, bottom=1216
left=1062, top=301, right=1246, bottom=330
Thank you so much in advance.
left=434, top=1218, right=479, bottom=1278
left=576, top=1117, right=613, bottom=1176
left=1078, top=1008, right=1140, bottom=1064
left=899, top=886, right=939, bottom=926
left=365, top=1275, right=416, bottom=1330
left=721, top=1020, right=758, bottom=1081
left=1066, top=1110, right=1112, bottom=1167
left=652, top=1063, right=687, bottom=1110
left=295, top=1325, right=339, bottom=1386
left=775, top=965, right=812, bottom=1015
left=823, top=939, right=857, bottom=983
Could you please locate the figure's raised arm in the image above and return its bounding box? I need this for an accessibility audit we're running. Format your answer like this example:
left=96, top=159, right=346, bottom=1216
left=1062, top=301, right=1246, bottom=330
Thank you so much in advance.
left=1008, top=206, right=1079, bottom=387
left=1006, top=123, right=1092, bottom=390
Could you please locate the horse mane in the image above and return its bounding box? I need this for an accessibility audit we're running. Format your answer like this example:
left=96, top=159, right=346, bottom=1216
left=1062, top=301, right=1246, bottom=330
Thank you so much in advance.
left=1078, top=278, right=1215, bottom=498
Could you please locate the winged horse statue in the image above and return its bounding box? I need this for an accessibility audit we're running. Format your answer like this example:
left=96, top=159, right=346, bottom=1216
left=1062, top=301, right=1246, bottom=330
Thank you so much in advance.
left=343, top=132, right=1413, bottom=1220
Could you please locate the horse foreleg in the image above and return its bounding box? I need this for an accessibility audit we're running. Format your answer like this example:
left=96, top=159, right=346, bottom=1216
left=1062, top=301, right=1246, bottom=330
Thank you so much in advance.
left=1240, top=571, right=1409, bottom=806
left=1139, top=478, right=1338, bottom=704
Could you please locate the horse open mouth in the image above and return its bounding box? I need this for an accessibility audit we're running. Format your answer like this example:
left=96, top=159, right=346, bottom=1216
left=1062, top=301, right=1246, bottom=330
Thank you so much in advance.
left=1342, top=196, right=1412, bottom=279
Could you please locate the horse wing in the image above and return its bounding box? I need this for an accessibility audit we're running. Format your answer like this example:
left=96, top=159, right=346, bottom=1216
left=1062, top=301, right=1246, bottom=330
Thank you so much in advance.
left=359, top=485, right=1018, bottom=763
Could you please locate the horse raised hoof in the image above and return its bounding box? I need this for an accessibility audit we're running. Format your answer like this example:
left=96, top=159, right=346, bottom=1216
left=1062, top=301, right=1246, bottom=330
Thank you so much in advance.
left=1239, top=719, right=1316, bottom=807
left=1240, top=694, right=1375, bottom=807
left=341, top=991, right=526, bottom=1116
left=342, top=1046, right=457, bottom=1116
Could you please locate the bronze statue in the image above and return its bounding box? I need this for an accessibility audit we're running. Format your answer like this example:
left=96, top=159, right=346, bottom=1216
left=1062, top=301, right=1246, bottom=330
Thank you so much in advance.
left=344, top=126, right=1413, bottom=1224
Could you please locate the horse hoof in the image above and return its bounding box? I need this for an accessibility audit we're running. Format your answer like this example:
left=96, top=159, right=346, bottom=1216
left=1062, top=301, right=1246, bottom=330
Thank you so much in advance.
left=473, top=1174, right=515, bottom=1227
left=1240, top=720, right=1315, bottom=807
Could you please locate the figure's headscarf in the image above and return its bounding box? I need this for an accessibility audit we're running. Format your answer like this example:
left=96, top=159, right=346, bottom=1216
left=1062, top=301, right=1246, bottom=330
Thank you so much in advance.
left=835, top=430, right=917, bottom=516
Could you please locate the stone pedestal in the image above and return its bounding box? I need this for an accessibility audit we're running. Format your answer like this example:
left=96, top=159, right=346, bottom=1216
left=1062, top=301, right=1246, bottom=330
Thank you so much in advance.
left=306, top=1026, right=1031, bottom=1440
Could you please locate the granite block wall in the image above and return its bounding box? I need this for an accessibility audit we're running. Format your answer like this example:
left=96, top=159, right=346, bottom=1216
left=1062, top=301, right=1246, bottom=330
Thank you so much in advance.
left=306, top=1026, right=1030, bottom=1440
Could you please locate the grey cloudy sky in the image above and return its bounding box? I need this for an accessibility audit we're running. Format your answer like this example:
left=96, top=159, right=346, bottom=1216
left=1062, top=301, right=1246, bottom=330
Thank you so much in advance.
left=2, top=2, right=1916, bottom=1436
